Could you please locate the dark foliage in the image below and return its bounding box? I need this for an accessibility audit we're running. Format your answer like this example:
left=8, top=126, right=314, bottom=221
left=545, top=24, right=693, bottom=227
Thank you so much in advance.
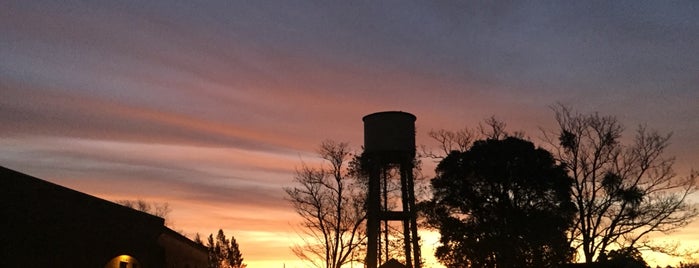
left=599, top=247, right=649, bottom=268
left=424, top=137, right=575, bottom=267
left=207, top=229, right=244, bottom=268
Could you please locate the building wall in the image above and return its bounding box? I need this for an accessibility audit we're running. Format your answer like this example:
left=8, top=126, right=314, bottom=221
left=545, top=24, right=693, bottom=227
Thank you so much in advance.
left=0, top=166, right=205, bottom=268
left=158, top=229, right=208, bottom=268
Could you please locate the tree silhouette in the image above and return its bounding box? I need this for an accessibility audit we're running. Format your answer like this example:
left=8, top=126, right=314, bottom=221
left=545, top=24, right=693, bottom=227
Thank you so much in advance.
left=543, top=104, right=698, bottom=262
left=424, top=137, right=575, bottom=267
left=194, top=232, right=204, bottom=245
left=116, top=199, right=172, bottom=226
left=285, top=140, right=366, bottom=268
left=207, top=229, right=245, bottom=268
left=599, top=247, right=649, bottom=268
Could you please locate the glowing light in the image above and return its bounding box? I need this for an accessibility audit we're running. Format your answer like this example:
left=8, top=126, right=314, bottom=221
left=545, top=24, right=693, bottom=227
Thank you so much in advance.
left=104, top=255, right=140, bottom=268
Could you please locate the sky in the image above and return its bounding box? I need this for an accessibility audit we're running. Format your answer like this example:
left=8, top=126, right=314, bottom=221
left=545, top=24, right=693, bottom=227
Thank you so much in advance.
left=2, top=1, right=699, bottom=267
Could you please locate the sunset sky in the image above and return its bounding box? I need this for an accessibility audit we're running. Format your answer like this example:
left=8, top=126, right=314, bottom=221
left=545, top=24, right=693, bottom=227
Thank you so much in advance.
left=2, top=1, right=699, bottom=267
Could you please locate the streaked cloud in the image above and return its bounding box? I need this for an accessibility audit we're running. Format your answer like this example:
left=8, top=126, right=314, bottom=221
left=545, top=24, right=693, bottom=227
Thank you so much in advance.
left=2, top=1, right=698, bottom=267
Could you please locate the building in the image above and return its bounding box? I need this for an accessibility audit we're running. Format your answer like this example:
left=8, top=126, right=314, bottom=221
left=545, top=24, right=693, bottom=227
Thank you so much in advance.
left=0, top=166, right=207, bottom=268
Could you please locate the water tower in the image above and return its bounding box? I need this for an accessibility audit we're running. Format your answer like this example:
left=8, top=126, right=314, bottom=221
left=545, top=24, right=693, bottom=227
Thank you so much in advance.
left=363, top=111, right=420, bottom=268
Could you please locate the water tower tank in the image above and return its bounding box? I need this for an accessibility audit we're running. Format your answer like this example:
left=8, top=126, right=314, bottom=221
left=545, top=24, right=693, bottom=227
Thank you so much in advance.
left=363, top=111, right=416, bottom=155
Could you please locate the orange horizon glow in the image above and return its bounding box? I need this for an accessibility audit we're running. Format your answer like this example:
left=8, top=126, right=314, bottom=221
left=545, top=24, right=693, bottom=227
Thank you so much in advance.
left=3, top=1, right=699, bottom=267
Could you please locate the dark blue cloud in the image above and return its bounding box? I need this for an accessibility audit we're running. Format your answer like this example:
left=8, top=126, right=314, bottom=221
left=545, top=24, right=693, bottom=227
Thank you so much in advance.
left=2, top=2, right=698, bottom=265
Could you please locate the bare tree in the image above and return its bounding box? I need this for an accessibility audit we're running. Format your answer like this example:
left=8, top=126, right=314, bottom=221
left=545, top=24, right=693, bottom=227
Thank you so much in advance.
left=285, top=141, right=366, bottom=268
left=542, top=104, right=698, bottom=263
left=478, top=116, right=509, bottom=140
left=426, top=128, right=475, bottom=157
left=424, top=117, right=521, bottom=159
left=117, top=199, right=172, bottom=226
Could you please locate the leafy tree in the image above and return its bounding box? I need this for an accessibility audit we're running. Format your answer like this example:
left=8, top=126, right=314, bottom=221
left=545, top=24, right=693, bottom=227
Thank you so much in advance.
left=543, top=105, right=699, bottom=262
left=285, top=140, right=366, bottom=268
left=424, top=136, right=575, bottom=267
left=599, top=247, right=649, bottom=268
left=206, top=229, right=245, bottom=268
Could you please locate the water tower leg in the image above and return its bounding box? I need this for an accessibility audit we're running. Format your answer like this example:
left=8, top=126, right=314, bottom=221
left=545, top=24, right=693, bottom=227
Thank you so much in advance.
left=400, top=162, right=413, bottom=268
left=407, top=165, right=421, bottom=268
left=366, top=162, right=380, bottom=268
